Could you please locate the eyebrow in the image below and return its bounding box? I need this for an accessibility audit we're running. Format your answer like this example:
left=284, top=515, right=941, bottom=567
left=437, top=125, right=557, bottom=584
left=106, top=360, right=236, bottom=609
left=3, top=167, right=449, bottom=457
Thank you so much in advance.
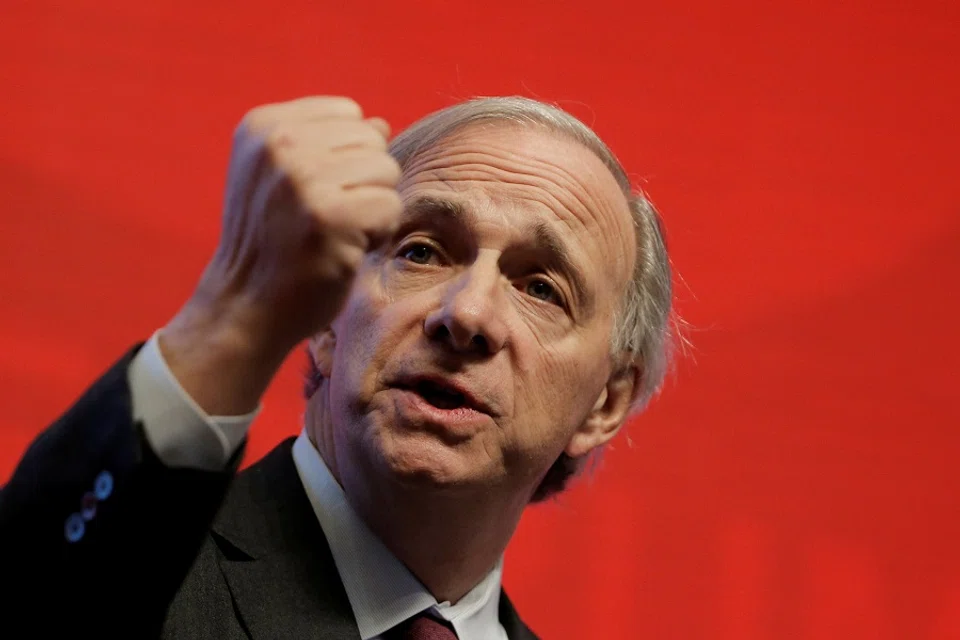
left=402, top=195, right=470, bottom=226
left=530, top=220, right=592, bottom=311
left=401, top=195, right=592, bottom=311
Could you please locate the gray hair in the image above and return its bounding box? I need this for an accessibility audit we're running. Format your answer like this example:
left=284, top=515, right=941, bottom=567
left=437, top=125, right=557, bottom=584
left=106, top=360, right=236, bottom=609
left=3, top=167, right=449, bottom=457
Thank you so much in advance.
left=387, top=97, right=677, bottom=501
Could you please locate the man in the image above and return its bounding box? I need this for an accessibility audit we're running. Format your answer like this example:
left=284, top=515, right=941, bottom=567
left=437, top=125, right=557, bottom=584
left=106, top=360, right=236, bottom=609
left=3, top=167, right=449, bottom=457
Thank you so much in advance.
left=0, top=95, right=673, bottom=638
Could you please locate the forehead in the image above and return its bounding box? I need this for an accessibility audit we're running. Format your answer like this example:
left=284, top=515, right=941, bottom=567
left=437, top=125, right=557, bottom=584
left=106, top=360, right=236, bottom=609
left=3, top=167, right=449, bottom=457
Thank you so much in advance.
left=397, top=124, right=637, bottom=285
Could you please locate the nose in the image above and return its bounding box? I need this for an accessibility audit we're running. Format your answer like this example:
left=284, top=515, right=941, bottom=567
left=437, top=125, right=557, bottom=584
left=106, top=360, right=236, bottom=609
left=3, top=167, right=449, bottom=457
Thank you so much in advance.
left=424, top=258, right=509, bottom=356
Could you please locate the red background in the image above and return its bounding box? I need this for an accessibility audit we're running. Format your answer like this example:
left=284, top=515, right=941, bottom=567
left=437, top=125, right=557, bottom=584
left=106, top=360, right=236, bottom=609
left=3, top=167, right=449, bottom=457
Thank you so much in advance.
left=2, top=1, right=959, bottom=637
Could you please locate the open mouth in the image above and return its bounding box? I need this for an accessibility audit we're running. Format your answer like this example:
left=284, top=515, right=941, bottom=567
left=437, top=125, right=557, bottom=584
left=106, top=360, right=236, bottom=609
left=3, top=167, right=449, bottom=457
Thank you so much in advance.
left=413, top=379, right=469, bottom=410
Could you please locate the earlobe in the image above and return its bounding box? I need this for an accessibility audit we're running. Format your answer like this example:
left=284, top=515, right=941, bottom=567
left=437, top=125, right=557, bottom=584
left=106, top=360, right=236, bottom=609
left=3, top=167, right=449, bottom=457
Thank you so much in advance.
left=565, top=365, right=640, bottom=459
left=308, top=329, right=338, bottom=378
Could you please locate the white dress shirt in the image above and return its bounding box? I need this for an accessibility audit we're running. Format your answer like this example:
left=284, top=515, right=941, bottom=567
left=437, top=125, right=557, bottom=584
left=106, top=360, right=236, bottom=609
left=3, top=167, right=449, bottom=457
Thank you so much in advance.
left=127, top=332, right=508, bottom=640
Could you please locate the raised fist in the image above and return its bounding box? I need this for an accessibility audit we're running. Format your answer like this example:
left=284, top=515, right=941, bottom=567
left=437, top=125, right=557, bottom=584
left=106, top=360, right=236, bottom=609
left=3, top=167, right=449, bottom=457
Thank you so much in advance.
left=207, top=96, right=401, bottom=350
left=161, top=97, right=403, bottom=413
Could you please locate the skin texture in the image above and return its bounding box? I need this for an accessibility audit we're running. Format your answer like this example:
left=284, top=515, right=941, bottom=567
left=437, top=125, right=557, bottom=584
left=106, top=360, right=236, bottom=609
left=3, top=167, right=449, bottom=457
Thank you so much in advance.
left=159, top=96, right=641, bottom=604
left=160, top=97, right=401, bottom=415
left=307, top=123, right=640, bottom=602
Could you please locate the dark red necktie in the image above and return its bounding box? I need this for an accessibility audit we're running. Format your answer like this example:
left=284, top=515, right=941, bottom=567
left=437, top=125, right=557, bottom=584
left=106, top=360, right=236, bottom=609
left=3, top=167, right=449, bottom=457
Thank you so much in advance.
left=385, top=612, right=459, bottom=640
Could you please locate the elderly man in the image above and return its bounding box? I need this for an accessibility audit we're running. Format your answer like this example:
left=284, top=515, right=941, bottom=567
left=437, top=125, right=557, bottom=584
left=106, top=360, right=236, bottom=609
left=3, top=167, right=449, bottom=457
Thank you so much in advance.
left=1, top=95, right=673, bottom=638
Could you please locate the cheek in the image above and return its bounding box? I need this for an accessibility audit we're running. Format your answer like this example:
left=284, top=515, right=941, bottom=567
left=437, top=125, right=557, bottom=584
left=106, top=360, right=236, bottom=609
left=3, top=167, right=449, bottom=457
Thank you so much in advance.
left=331, top=270, right=429, bottom=398
left=513, top=341, right=607, bottom=440
left=531, top=360, right=591, bottom=418
left=330, top=283, right=390, bottom=402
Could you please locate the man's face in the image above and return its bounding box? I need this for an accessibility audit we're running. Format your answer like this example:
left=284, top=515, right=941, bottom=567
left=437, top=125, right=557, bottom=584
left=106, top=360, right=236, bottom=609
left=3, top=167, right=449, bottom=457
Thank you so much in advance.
left=314, top=124, right=637, bottom=501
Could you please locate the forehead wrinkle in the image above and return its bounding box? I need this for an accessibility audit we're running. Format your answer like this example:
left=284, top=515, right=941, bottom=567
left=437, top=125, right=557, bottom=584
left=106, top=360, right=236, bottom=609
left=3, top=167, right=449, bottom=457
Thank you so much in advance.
left=451, top=169, right=625, bottom=281
left=497, top=154, right=634, bottom=283
left=519, top=157, right=633, bottom=266
left=406, top=159, right=601, bottom=237
left=406, top=144, right=625, bottom=248
left=417, top=130, right=622, bottom=213
left=400, top=131, right=635, bottom=284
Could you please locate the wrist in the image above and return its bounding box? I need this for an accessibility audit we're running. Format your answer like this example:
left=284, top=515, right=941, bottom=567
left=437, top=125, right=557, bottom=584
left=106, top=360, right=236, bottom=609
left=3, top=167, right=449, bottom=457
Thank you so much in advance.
left=159, top=295, right=292, bottom=416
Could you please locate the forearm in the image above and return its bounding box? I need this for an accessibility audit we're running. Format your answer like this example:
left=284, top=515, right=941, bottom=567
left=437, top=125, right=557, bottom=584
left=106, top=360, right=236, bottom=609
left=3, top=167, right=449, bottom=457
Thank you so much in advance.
left=158, top=285, right=292, bottom=417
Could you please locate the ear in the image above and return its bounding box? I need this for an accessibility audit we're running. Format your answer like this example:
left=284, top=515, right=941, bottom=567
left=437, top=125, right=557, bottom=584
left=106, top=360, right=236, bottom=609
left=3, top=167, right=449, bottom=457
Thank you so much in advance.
left=564, top=364, right=640, bottom=458
left=308, top=328, right=338, bottom=378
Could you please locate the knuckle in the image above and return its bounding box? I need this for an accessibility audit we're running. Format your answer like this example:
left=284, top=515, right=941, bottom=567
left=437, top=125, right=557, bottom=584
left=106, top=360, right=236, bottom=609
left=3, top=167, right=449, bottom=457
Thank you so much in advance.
left=382, top=154, right=403, bottom=182
left=261, top=137, right=293, bottom=176
left=301, top=180, right=340, bottom=215
left=358, top=122, right=388, bottom=149
left=338, top=121, right=385, bottom=150
left=240, top=104, right=275, bottom=133
left=305, top=95, right=363, bottom=118
left=264, top=124, right=296, bottom=151
left=328, top=96, right=363, bottom=117
left=381, top=190, right=404, bottom=215
left=334, top=242, right=365, bottom=273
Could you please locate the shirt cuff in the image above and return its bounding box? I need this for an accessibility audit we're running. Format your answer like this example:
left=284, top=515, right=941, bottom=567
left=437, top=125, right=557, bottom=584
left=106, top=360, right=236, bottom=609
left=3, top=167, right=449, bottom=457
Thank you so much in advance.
left=127, top=331, right=259, bottom=470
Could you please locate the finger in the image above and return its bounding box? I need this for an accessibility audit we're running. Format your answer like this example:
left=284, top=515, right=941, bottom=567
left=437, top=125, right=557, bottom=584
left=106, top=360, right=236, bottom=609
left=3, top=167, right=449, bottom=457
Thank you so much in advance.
left=269, top=96, right=363, bottom=121
left=267, top=119, right=388, bottom=153
left=336, top=150, right=402, bottom=188
left=299, top=184, right=402, bottom=256
left=302, top=183, right=401, bottom=234
left=337, top=186, right=404, bottom=249
left=244, top=96, right=364, bottom=132
left=365, top=117, right=391, bottom=140
left=317, top=227, right=368, bottom=276
left=290, top=147, right=401, bottom=189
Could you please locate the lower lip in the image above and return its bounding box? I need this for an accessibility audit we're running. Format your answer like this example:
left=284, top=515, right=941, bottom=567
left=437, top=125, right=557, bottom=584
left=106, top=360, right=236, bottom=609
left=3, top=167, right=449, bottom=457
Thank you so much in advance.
left=392, top=389, right=490, bottom=438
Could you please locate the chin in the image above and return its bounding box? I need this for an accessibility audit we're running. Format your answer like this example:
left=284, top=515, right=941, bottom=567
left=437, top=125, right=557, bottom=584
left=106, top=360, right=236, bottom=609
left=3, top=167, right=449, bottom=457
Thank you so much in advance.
left=372, top=429, right=482, bottom=491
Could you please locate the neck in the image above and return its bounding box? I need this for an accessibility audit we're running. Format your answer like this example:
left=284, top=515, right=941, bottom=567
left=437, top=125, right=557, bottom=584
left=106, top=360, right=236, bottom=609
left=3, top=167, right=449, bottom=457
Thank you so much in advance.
left=354, top=478, right=523, bottom=603
left=305, top=399, right=529, bottom=604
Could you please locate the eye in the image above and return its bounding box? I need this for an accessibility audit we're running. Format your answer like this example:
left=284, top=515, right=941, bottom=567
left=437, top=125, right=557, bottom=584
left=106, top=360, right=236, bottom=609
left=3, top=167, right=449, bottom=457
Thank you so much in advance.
left=525, top=278, right=561, bottom=305
left=400, top=242, right=438, bottom=265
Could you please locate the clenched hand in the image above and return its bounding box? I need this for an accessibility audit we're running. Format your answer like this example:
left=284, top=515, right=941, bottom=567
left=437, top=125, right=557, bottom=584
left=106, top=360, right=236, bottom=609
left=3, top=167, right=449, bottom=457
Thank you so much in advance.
left=160, top=97, right=402, bottom=415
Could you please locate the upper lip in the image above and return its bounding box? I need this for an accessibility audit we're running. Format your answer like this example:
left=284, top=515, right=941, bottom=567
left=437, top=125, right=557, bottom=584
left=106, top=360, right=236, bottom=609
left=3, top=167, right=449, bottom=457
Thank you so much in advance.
left=393, top=373, right=494, bottom=415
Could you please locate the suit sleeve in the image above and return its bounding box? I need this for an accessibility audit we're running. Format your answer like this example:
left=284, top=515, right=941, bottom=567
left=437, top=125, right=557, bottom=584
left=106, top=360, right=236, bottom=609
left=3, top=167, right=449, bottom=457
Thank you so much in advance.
left=0, top=343, right=247, bottom=635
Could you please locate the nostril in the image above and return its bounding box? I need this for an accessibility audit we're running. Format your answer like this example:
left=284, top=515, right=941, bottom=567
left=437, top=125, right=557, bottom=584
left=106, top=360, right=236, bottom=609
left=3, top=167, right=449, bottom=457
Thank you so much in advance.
left=471, top=335, right=488, bottom=352
left=432, top=324, right=451, bottom=341
left=427, top=317, right=489, bottom=353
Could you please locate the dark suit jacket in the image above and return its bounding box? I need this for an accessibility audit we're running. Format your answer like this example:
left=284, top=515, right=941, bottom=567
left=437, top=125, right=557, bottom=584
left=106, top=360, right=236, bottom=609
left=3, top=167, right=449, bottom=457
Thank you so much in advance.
left=0, top=348, right=538, bottom=639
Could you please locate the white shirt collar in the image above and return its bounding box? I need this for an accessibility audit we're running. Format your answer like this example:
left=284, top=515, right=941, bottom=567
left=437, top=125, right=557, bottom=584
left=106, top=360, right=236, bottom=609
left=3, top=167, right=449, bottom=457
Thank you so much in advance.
left=291, top=430, right=507, bottom=640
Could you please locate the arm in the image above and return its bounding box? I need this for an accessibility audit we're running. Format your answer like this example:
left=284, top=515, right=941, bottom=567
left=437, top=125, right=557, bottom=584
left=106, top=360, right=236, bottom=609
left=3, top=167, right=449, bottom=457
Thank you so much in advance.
left=0, top=328, right=277, bottom=633
left=0, top=96, right=400, bottom=634
left=0, top=343, right=246, bottom=634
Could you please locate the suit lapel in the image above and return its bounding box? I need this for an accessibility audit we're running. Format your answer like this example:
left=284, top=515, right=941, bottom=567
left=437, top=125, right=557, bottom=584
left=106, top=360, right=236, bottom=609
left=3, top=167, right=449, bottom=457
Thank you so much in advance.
left=210, top=438, right=539, bottom=640
left=212, top=439, right=360, bottom=640
left=499, top=589, right=540, bottom=640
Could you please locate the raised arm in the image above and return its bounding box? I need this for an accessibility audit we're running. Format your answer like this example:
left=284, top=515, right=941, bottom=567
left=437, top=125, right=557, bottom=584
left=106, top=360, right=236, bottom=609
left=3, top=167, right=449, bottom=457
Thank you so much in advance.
left=0, top=96, right=401, bottom=635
